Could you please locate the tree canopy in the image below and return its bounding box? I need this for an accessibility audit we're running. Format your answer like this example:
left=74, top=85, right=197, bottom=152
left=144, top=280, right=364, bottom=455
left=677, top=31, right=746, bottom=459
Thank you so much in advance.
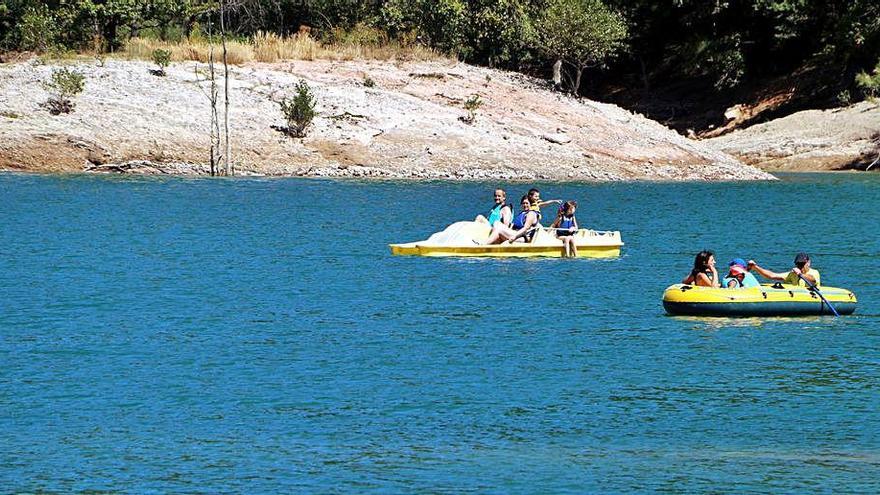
left=1, top=0, right=878, bottom=99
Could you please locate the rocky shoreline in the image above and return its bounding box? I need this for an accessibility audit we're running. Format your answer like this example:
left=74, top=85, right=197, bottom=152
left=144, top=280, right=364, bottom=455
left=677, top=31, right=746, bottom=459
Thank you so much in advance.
left=705, top=101, right=880, bottom=172
left=1, top=58, right=775, bottom=181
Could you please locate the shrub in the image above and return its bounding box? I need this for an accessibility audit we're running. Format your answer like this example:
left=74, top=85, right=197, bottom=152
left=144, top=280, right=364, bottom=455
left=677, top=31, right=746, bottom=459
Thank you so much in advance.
left=152, top=48, right=172, bottom=76
left=43, top=67, right=85, bottom=115
left=461, top=94, right=483, bottom=124
left=837, top=89, right=852, bottom=106
left=17, top=5, right=57, bottom=52
left=363, top=75, right=376, bottom=87
left=279, top=80, right=317, bottom=137
left=855, top=61, right=880, bottom=99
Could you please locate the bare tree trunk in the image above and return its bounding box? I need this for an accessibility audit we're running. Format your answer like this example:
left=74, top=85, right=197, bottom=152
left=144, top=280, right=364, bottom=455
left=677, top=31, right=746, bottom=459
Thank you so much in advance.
left=552, top=59, right=563, bottom=89
left=573, top=66, right=583, bottom=96
left=220, top=0, right=232, bottom=176
left=208, top=14, right=219, bottom=176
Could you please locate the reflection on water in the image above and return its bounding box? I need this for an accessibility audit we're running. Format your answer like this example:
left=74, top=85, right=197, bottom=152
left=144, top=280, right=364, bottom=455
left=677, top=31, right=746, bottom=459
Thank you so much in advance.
left=0, top=172, right=879, bottom=493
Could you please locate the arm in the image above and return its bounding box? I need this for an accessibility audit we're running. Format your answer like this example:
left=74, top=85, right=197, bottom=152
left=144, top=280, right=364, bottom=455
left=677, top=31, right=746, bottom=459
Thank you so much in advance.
left=550, top=216, right=562, bottom=229
left=706, top=266, right=720, bottom=288
left=537, top=199, right=562, bottom=208
left=748, top=261, right=785, bottom=281
left=572, top=217, right=578, bottom=230
left=682, top=272, right=695, bottom=284
left=500, top=206, right=512, bottom=226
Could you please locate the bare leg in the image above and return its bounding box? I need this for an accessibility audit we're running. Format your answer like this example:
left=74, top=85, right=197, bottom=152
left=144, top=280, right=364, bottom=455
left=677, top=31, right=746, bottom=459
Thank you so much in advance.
left=484, top=224, right=515, bottom=245
left=475, top=215, right=488, bottom=224
left=569, top=237, right=578, bottom=257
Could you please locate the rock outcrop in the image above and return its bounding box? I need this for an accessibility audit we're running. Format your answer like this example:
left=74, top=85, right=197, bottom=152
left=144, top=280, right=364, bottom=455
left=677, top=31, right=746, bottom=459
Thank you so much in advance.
left=706, top=101, right=880, bottom=171
left=0, top=58, right=773, bottom=180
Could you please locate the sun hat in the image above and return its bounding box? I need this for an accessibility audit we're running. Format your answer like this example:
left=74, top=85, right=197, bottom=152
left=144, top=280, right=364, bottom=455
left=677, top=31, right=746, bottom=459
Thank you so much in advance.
left=729, top=264, right=746, bottom=276
left=729, top=258, right=747, bottom=268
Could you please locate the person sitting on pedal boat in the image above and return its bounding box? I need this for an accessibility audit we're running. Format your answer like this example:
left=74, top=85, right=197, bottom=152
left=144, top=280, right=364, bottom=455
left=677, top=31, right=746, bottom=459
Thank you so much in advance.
left=722, top=258, right=761, bottom=288
left=527, top=188, right=562, bottom=213
left=484, top=195, right=540, bottom=244
left=550, top=200, right=579, bottom=257
left=475, top=188, right=513, bottom=227
left=682, top=250, right=720, bottom=287
left=748, top=252, right=821, bottom=287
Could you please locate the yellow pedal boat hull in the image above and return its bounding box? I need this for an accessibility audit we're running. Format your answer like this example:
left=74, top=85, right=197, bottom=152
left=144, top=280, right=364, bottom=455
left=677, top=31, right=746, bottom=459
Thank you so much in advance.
left=390, top=221, right=623, bottom=258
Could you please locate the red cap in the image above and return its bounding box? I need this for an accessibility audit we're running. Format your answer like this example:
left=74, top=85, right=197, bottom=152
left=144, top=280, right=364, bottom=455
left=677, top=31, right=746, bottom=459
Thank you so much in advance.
left=729, top=265, right=746, bottom=276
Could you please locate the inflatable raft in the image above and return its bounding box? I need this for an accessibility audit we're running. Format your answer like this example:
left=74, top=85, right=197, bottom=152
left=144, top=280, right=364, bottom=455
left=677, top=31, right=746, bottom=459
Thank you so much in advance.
left=662, top=283, right=857, bottom=316
left=390, top=221, right=623, bottom=258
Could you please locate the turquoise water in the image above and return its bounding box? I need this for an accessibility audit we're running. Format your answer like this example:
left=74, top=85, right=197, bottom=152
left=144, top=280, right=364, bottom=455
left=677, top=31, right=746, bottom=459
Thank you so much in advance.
left=1, top=172, right=879, bottom=492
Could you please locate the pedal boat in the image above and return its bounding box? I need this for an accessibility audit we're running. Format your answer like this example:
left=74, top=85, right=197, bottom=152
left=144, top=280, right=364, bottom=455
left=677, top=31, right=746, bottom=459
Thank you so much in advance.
left=662, top=283, right=857, bottom=316
left=389, top=221, right=623, bottom=258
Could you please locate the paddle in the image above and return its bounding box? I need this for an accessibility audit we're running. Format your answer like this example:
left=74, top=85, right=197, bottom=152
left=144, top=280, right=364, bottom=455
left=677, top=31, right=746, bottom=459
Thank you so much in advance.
left=797, top=272, right=840, bottom=317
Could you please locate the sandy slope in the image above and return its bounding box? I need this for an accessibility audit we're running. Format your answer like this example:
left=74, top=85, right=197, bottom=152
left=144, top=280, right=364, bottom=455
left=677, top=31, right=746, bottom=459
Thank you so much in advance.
left=706, top=101, right=880, bottom=171
left=0, top=58, right=772, bottom=180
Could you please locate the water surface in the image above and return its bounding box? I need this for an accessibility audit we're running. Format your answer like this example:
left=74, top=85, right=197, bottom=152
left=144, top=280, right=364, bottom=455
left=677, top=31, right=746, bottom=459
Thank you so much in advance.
left=1, top=172, right=878, bottom=492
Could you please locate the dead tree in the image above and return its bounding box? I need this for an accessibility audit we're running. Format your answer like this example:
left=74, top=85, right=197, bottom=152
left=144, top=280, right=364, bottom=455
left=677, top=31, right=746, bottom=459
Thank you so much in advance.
left=220, top=0, right=233, bottom=176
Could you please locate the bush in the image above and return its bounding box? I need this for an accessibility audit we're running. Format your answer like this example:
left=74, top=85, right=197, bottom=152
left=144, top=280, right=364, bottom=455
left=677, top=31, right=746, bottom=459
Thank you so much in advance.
left=43, top=67, right=85, bottom=115
left=855, top=61, right=880, bottom=99
left=17, top=5, right=57, bottom=52
left=363, top=75, right=376, bottom=87
left=461, top=93, right=483, bottom=124
left=152, top=49, right=172, bottom=76
left=279, top=80, right=317, bottom=137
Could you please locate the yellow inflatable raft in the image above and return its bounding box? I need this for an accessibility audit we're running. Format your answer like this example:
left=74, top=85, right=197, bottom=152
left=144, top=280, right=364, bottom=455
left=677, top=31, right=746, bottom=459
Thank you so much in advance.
left=390, top=221, right=623, bottom=258
left=662, top=283, right=857, bottom=316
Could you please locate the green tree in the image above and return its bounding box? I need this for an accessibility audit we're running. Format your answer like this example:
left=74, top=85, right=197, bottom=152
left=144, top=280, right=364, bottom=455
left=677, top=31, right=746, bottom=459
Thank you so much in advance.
left=537, top=0, right=628, bottom=94
left=466, top=0, right=536, bottom=67
left=380, top=0, right=468, bottom=55
left=16, top=4, right=57, bottom=52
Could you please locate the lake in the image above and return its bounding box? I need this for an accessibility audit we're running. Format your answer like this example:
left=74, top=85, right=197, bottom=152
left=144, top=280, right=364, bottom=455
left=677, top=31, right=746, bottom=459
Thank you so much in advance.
left=1, top=172, right=878, bottom=492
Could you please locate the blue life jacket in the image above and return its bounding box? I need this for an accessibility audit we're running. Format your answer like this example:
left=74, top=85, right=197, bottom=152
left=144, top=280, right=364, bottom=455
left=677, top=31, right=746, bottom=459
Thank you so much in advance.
left=724, top=272, right=760, bottom=288
left=512, top=210, right=536, bottom=230
left=722, top=276, right=742, bottom=288
left=559, top=215, right=576, bottom=230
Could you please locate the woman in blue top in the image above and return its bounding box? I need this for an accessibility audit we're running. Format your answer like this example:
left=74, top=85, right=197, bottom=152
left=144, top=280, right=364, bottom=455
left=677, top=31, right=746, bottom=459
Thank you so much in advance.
left=475, top=188, right=512, bottom=227
left=550, top=200, right=579, bottom=257
left=483, top=195, right=540, bottom=244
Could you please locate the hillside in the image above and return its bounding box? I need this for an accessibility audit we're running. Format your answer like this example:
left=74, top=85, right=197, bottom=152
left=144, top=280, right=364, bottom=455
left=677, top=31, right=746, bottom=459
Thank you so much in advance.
left=0, top=58, right=772, bottom=181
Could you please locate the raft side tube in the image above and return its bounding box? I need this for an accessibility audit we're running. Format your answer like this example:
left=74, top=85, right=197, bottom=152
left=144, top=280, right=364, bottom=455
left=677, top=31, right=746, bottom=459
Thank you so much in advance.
left=662, top=284, right=857, bottom=317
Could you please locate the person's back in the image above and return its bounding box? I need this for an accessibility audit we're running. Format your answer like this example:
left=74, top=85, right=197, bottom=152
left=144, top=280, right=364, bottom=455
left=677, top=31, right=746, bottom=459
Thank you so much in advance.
left=741, top=272, right=760, bottom=287
left=783, top=268, right=821, bottom=287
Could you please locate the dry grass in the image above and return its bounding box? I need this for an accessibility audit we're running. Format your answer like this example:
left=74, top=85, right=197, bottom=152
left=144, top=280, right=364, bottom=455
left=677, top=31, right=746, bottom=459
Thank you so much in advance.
left=122, top=32, right=443, bottom=65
